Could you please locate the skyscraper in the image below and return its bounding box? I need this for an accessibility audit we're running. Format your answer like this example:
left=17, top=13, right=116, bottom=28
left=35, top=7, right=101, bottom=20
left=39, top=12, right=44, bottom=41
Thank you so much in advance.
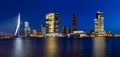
left=24, top=21, right=30, bottom=36
left=94, top=11, right=105, bottom=36
left=66, top=26, right=71, bottom=34
left=46, top=12, right=60, bottom=33
left=41, top=24, right=47, bottom=36
left=62, top=27, right=66, bottom=36
left=72, top=13, right=77, bottom=32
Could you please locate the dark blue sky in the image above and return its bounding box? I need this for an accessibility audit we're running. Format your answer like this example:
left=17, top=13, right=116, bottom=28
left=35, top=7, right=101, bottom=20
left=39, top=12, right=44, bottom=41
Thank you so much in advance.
left=0, top=0, right=120, bottom=34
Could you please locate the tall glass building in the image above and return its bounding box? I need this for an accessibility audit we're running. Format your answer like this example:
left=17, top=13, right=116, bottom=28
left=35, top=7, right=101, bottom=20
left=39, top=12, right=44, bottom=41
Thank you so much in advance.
left=94, top=11, right=105, bottom=36
left=24, top=21, right=30, bottom=36
left=72, top=13, right=77, bottom=32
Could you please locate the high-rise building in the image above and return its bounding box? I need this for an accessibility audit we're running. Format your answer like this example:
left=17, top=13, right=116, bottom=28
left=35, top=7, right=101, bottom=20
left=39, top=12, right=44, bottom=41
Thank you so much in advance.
left=66, top=26, right=71, bottom=34
left=46, top=12, right=60, bottom=33
left=62, top=27, right=66, bottom=36
left=72, top=13, right=77, bottom=32
left=24, top=21, right=30, bottom=36
left=94, top=11, right=105, bottom=36
left=41, top=24, right=47, bottom=36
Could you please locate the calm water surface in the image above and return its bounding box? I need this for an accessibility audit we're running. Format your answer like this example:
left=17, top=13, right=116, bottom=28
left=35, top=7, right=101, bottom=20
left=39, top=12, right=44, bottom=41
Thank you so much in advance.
left=0, top=37, right=120, bottom=57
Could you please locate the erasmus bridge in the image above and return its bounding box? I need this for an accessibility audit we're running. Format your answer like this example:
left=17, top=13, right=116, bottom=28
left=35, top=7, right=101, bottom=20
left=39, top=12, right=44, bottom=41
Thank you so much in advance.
left=0, top=13, right=21, bottom=36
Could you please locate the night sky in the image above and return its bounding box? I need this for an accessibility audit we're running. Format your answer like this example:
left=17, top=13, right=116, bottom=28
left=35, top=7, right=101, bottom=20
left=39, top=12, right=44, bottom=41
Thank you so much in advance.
left=0, top=0, right=120, bottom=34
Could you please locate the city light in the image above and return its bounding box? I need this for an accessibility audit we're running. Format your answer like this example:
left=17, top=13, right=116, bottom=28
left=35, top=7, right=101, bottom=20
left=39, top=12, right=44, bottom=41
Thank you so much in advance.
left=15, top=13, right=20, bottom=36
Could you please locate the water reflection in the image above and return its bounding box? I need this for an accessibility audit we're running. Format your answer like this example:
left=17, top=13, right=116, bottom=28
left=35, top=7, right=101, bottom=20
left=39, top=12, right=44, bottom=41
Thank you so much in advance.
left=71, top=39, right=83, bottom=57
left=44, top=37, right=58, bottom=57
left=93, top=37, right=106, bottom=57
left=13, top=38, right=23, bottom=57
left=66, top=39, right=70, bottom=54
left=2, top=37, right=108, bottom=57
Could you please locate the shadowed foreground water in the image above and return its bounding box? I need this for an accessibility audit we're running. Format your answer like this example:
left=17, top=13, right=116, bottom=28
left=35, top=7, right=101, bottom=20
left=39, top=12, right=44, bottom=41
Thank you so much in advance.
left=0, top=37, right=120, bottom=57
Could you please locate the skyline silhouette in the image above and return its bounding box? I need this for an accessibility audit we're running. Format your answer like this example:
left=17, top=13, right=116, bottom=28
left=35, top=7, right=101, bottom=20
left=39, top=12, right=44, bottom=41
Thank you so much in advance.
left=0, top=0, right=120, bottom=34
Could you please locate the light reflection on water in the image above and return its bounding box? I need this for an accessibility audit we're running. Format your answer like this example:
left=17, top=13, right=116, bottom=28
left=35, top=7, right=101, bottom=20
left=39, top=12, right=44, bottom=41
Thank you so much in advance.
left=93, top=37, right=106, bottom=57
left=1, top=37, right=120, bottom=57
left=44, top=37, right=58, bottom=57
left=71, top=38, right=83, bottom=57
left=13, top=38, right=23, bottom=57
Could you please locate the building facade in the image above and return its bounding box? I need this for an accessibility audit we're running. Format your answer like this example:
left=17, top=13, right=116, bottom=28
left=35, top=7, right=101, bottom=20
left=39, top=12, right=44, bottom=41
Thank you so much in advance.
left=72, top=13, right=77, bottom=32
left=62, top=27, right=66, bottom=36
left=94, top=11, right=105, bottom=36
left=32, top=28, right=38, bottom=37
left=41, top=24, right=47, bottom=36
left=46, top=12, right=60, bottom=33
left=66, top=26, right=71, bottom=34
left=24, top=21, right=30, bottom=36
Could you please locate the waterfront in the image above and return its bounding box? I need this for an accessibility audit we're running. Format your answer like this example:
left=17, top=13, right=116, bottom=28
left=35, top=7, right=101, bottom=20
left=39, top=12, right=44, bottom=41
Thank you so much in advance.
left=0, top=37, right=120, bottom=57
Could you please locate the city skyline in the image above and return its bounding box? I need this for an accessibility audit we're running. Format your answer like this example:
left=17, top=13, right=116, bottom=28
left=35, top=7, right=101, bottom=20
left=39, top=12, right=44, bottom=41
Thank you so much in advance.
left=0, top=0, right=120, bottom=34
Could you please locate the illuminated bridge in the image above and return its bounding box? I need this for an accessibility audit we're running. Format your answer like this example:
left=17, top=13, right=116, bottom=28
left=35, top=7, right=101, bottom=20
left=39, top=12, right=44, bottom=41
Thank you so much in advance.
left=0, top=13, right=21, bottom=37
